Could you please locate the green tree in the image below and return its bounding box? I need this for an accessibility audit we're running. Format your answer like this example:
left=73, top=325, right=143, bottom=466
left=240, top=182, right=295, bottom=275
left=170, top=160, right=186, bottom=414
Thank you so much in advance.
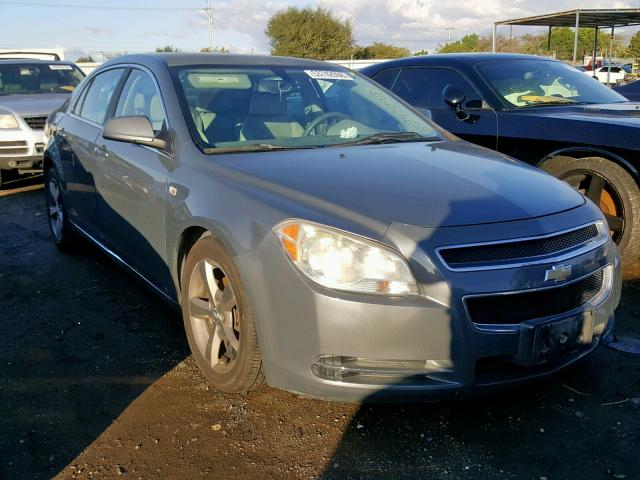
left=155, top=45, right=180, bottom=52
left=523, top=28, right=612, bottom=60
left=75, top=55, right=94, bottom=63
left=627, top=31, right=640, bottom=58
left=200, top=46, right=230, bottom=53
left=353, top=42, right=410, bottom=59
left=437, top=34, right=480, bottom=53
left=266, top=7, right=353, bottom=60
left=413, top=49, right=429, bottom=56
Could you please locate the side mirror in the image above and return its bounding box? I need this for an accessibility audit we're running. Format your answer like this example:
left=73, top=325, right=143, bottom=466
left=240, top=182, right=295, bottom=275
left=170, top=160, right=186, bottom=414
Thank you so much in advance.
left=103, top=115, right=166, bottom=150
left=442, top=84, right=471, bottom=121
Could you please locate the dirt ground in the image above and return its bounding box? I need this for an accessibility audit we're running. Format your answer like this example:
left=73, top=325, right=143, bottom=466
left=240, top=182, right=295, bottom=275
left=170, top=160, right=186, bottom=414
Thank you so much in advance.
left=1, top=177, right=639, bottom=480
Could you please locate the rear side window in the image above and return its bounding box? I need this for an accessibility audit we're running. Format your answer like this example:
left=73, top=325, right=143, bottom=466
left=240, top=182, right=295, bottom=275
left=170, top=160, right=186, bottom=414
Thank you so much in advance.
left=114, top=69, right=166, bottom=134
left=372, top=69, right=400, bottom=89
left=80, top=68, right=125, bottom=125
left=72, top=80, right=91, bottom=114
left=392, top=67, right=482, bottom=109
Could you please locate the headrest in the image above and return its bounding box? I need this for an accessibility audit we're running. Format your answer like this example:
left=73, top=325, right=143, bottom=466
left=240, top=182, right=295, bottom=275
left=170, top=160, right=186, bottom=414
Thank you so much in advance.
left=197, top=91, right=216, bottom=109
left=249, top=92, right=286, bottom=116
left=202, top=89, right=249, bottom=113
left=256, top=78, right=296, bottom=95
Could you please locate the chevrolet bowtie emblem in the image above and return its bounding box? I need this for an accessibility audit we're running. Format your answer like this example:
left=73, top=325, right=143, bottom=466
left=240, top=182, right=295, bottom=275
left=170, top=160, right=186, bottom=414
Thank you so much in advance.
left=545, top=264, right=572, bottom=283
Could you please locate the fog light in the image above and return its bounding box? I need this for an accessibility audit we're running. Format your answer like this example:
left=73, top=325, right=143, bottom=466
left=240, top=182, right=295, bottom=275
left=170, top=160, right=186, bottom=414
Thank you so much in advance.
left=312, top=355, right=453, bottom=384
left=8, top=160, right=17, bottom=168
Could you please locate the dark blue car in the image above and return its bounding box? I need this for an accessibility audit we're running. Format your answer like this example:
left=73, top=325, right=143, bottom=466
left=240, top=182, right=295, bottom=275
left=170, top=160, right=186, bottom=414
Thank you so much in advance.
left=614, top=79, right=640, bottom=102
left=362, top=54, right=640, bottom=268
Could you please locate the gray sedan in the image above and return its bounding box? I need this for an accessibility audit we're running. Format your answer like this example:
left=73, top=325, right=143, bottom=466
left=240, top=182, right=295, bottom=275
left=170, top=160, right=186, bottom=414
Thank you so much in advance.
left=44, top=53, right=620, bottom=401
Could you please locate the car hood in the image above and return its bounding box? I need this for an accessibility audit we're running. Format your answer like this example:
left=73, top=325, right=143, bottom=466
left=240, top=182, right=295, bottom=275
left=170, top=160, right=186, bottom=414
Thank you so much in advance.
left=0, top=93, right=70, bottom=117
left=517, top=102, right=640, bottom=128
left=217, top=140, right=585, bottom=228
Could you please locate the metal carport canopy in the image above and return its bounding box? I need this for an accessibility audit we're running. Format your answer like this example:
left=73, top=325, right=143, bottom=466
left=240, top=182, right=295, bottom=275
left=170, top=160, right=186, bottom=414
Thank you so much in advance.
left=492, top=8, right=640, bottom=63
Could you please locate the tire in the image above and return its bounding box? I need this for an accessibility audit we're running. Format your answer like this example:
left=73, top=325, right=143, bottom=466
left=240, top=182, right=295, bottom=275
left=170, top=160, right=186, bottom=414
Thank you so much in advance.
left=180, top=235, right=264, bottom=393
left=541, top=156, right=640, bottom=264
left=44, top=167, right=77, bottom=251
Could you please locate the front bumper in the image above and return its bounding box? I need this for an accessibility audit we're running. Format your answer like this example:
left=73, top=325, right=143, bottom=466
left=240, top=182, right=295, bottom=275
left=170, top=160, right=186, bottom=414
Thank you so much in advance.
left=239, top=207, right=621, bottom=402
left=0, top=126, right=46, bottom=171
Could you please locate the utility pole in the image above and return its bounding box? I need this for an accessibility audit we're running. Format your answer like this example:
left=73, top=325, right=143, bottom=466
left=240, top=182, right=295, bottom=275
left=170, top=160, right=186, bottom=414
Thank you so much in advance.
left=202, top=0, right=213, bottom=52
left=444, top=27, right=454, bottom=42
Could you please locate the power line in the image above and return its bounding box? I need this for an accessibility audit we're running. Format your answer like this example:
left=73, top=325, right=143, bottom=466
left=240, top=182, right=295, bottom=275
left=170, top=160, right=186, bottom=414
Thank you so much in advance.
left=0, top=1, right=200, bottom=10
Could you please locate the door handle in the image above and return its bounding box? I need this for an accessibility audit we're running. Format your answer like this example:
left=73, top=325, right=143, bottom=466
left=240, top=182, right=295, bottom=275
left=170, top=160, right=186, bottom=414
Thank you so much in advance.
left=93, top=145, right=109, bottom=158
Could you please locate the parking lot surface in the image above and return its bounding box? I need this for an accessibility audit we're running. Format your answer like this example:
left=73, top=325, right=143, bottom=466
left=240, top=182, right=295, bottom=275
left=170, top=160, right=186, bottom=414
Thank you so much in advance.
left=1, top=180, right=639, bottom=480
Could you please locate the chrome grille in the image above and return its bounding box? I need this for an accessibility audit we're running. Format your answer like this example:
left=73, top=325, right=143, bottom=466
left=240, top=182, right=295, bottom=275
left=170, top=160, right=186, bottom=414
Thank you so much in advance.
left=0, top=140, right=28, bottom=155
left=439, top=224, right=599, bottom=269
left=22, top=115, right=47, bottom=130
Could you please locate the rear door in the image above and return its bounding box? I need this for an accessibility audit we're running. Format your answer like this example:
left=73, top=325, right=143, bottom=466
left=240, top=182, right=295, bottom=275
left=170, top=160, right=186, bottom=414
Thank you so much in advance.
left=93, top=67, right=174, bottom=293
left=62, top=67, right=126, bottom=239
left=380, top=67, right=498, bottom=149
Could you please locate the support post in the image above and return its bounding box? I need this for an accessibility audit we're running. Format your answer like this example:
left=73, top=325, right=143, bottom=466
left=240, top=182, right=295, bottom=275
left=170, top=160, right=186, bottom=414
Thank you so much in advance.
left=572, top=11, right=580, bottom=63
left=492, top=22, right=497, bottom=52
left=592, top=27, right=598, bottom=75
left=547, top=26, right=552, bottom=51
left=607, top=26, right=615, bottom=86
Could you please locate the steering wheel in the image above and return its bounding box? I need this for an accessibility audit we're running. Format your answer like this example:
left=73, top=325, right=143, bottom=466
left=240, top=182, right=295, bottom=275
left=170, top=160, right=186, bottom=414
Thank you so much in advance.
left=303, top=112, right=349, bottom=136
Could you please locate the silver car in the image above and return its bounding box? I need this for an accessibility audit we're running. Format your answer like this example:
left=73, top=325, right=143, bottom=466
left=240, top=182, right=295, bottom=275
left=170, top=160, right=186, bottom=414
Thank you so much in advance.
left=0, top=58, right=84, bottom=185
left=44, top=54, right=621, bottom=401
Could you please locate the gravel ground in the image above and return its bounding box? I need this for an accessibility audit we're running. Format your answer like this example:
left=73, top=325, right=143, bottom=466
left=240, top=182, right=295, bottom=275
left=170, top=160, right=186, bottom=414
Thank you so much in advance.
left=1, top=179, right=639, bottom=480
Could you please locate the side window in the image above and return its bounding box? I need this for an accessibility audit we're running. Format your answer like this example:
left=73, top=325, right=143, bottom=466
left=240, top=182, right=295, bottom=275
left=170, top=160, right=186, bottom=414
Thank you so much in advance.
left=392, top=68, right=483, bottom=109
left=114, top=69, right=166, bottom=134
left=372, top=69, right=400, bottom=89
left=80, top=68, right=125, bottom=124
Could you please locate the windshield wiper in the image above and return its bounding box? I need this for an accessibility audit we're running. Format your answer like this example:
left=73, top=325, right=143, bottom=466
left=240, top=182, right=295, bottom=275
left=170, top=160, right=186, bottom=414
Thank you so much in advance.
left=203, top=143, right=316, bottom=154
left=338, top=131, right=434, bottom=146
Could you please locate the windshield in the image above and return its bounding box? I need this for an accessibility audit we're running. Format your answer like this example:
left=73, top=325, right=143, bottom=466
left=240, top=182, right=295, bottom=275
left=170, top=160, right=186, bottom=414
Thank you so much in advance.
left=476, top=60, right=627, bottom=108
left=172, top=65, right=440, bottom=152
left=0, top=63, right=84, bottom=95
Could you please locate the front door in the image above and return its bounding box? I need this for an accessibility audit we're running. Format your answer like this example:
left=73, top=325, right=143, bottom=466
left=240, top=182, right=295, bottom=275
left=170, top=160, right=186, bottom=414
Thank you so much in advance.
left=93, top=68, right=174, bottom=294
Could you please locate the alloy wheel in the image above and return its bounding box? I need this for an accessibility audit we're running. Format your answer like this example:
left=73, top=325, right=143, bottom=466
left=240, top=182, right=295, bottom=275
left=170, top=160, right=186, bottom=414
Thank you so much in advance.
left=187, top=259, right=240, bottom=373
left=47, top=177, right=64, bottom=242
left=561, top=171, right=625, bottom=244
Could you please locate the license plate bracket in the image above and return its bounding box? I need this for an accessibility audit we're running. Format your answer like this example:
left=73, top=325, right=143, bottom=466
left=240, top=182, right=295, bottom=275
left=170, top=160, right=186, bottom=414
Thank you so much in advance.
left=512, top=311, right=594, bottom=366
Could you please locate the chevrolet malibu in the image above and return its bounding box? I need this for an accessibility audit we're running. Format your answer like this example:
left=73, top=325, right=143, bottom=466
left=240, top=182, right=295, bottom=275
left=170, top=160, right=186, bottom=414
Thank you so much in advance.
left=44, top=54, right=621, bottom=401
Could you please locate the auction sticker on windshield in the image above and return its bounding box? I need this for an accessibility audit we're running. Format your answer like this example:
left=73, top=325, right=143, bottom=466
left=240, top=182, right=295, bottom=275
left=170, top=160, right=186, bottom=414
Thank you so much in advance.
left=49, top=65, right=73, bottom=70
left=304, top=70, right=353, bottom=81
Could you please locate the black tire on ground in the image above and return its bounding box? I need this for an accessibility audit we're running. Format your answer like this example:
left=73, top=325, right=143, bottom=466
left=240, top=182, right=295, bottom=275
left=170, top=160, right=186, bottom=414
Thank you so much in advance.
left=181, top=235, right=264, bottom=393
left=44, top=167, right=78, bottom=252
left=541, top=155, right=640, bottom=264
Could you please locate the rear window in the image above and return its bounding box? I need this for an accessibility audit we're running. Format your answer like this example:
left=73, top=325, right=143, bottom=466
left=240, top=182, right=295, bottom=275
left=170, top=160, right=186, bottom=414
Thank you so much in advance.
left=0, top=63, right=84, bottom=95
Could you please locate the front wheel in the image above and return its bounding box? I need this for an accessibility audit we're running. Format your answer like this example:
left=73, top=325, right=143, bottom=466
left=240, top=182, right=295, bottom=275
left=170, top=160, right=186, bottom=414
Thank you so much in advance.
left=180, top=236, right=264, bottom=393
left=541, top=156, right=640, bottom=264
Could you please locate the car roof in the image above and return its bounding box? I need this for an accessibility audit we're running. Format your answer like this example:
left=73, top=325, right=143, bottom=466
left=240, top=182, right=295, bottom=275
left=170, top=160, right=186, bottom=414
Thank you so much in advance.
left=103, top=53, right=340, bottom=70
left=0, top=58, right=76, bottom=66
left=360, top=53, right=558, bottom=72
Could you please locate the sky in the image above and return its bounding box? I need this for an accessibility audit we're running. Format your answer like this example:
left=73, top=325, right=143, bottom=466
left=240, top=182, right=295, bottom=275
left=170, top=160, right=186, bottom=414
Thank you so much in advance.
left=0, top=0, right=638, bottom=60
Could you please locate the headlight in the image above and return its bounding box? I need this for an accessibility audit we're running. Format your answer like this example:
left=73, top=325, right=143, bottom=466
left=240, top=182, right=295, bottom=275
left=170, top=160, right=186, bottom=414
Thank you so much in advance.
left=0, top=114, right=18, bottom=129
left=275, top=220, right=418, bottom=296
